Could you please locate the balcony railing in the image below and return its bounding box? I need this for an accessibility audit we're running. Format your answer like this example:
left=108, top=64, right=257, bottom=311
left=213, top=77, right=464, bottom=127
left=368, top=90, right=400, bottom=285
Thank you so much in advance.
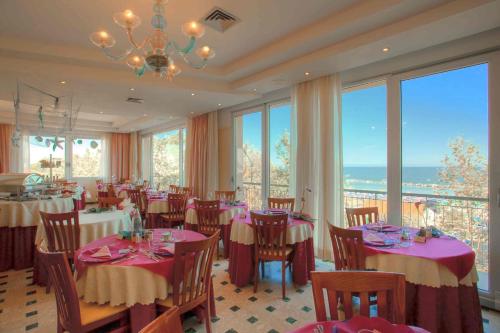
left=344, top=188, right=489, bottom=274
left=238, top=181, right=290, bottom=210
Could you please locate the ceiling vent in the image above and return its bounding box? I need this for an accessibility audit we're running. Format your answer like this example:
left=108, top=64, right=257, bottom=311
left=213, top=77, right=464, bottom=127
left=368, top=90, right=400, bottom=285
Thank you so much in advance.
left=126, top=97, right=144, bottom=104
left=202, top=7, right=240, bottom=33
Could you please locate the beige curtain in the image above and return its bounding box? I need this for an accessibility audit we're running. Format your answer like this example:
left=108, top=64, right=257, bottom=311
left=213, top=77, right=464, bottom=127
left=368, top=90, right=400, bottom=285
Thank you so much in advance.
left=185, top=112, right=219, bottom=199
left=110, top=133, right=131, bottom=181
left=0, top=124, right=13, bottom=173
left=292, top=74, right=343, bottom=260
left=129, top=131, right=139, bottom=182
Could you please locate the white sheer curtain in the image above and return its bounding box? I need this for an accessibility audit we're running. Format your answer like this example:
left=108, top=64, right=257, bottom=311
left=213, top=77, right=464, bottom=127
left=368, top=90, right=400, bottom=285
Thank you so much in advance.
left=129, top=131, right=138, bottom=182
left=101, top=133, right=111, bottom=182
left=292, top=74, right=343, bottom=260
left=141, top=134, right=152, bottom=183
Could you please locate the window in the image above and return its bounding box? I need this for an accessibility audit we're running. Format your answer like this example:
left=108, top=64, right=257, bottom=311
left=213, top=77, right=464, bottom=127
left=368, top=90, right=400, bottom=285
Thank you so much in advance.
left=72, top=138, right=103, bottom=178
left=151, top=128, right=185, bottom=189
left=28, top=135, right=66, bottom=179
left=400, top=64, right=489, bottom=290
left=234, top=101, right=294, bottom=209
left=342, top=82, right=388, bottom=218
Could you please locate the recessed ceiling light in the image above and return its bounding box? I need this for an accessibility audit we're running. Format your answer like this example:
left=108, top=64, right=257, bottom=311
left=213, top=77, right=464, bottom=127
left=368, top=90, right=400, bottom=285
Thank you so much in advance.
left=169, top=116, right=173, bottom=119
left=59, top=80, right=66, bottom=85
left=130, top=87, right=135, bottom=91
left=191, top=92, right=196, bottom=96
left=253, top=88, right=257, bottom=92
left=143, top=113, right=148, bottom=116
left=190, top=111, right=194, bottom=114
left=382, top=47, right=390, bottom=52
left=99, top=111, right=104, bottom=114
left=218, top=103, right=222, bottom=107
left=305, top=72, right=310, bottom=76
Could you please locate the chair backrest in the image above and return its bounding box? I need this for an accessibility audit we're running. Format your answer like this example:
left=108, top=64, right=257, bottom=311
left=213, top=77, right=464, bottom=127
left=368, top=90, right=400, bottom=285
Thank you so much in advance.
left=167, top=193, right=188, bottom=217
left=40, top=211, right=80, bottom=259
left=250, top=211, right=288, bottom=259
left=107, top=183, right=116, bottom=197
left=126, top=189, right=142, bottom=206
left=172, top=231, right=219, bottom=311
left=345, top=207, right=379, bottom=227
left=139, top=306, right=183, bottom=333
left=215, top=190, right=236, bottom=202
left=268, top=197, right=295, bottom=211
left=98, top=196, right=124, bottom=209
left=177, top=187, right=192, bottom=196
left=169, top=184, right=179, bottom=193
left=140, top=190, right=149, bottom=213
left=95, top=179, right=103, bottom=186
left=39, top=249, right=82, bottom=331
left=194, top=200, right=220, bottom=234
left=328, top=224, right=366, bottom=270
left=311, top=271, right=406, bottom=324
left=97, top=191, right=108, bottom=200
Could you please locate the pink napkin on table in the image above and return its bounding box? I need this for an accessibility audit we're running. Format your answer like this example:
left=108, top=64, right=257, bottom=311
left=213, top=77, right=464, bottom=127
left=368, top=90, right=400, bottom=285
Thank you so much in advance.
left=364, top=232, right=385, bottom=244
left=90, top=246, right=111, bottom=258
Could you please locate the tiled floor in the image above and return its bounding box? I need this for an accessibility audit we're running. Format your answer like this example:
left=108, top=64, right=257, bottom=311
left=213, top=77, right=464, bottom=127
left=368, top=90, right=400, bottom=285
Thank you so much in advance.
left=0, top=258, right=498, bottom=333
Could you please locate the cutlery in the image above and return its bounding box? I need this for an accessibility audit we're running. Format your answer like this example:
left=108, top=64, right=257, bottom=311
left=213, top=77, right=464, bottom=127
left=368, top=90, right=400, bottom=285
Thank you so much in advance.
left=110, top=254, right=137, bottom=264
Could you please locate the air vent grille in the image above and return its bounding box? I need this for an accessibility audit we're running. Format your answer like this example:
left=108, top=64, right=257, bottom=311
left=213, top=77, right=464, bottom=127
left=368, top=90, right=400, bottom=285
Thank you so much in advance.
left=126, top=97, right=144, bottom=104
left=202, top=7, right=240, bottom=32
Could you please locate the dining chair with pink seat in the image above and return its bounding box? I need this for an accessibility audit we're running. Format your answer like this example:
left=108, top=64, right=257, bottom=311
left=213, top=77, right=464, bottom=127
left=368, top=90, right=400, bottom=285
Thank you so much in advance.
left=215, top=190, right=236, bottom=202
left=311, top=271, right=406, bottom=324
left=194, top=199, right=222, bottom=259
left=40, top=249, right=129, bottom=333
left=159, top=193, right=188, bottom=229
left=268, top=197, right=295, bottom=211
left=328, top=224, right=366, bottom=270
left=345, top=207, right=379, bottom=227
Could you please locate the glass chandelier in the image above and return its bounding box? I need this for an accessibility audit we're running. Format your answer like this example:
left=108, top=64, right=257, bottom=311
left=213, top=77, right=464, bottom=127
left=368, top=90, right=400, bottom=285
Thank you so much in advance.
left=89, top=0, right=215, bottom=80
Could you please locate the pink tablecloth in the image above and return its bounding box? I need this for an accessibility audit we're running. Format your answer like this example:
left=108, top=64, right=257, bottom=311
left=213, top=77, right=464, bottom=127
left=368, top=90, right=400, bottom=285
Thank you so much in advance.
left=288, top=317, right=429, bottom=333
left=358, top=227, right=483, bottom=333
left=228, top=215, right=315, bottom=287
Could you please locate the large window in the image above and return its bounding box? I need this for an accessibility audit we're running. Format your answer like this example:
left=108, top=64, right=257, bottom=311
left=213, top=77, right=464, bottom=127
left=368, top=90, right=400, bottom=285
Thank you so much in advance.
left=234, top=101, right=294, bottom=209
left=400, top=63, right=489, bottom=290
left=28, top=135, right=66, bottom=179
left=72, top=138, right=103, bottom=178
left=151, top=128, right=186, bottom=189
left=342, top=82, right=388, bottom=218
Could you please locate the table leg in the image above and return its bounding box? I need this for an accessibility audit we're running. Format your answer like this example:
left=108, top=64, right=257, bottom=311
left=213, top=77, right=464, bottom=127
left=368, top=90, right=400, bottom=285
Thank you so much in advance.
left=129, top=303, right=156, bottom=333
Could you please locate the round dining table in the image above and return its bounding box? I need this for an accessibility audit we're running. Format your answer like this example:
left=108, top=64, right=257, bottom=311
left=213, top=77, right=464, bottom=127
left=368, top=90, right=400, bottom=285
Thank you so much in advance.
left=146, top=195, right=195, bottom=228
left=0, top=196, right=74, bottom=272
left=74, top=228, right=215, bottom=333
left=289, top=317, right=430, bottom=333
left=356, top=225, right=483, bottom=333
left=228, top=211, right=315, bottom=287
left=184, top=202, right=247, bottom=258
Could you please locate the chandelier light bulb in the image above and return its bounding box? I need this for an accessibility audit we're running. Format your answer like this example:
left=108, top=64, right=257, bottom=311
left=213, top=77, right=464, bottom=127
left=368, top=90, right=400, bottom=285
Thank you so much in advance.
left=113, top=9, right=141, bottom=29
left=126, top=54, right=145, bottom=69
left=182, top=21, right=205, bottom=38
left=196, top=45, right=215, bottom=60
left=167, top=62, right=182, bottom=76
left=89, top=30, right=116, bottom=48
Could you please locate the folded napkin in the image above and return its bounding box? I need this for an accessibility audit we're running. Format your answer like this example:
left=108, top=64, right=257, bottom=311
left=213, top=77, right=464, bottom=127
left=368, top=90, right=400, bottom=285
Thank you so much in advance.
left=364, top=233, right=385, bottom=244
left=159, top=244, right=175, bottom=255
left=91, top=246, right=112, bottom=258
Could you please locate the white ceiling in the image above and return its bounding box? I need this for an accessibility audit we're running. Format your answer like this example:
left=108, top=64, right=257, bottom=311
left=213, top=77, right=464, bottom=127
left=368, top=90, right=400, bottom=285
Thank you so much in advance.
left=0, top=0, right=499, bottom=132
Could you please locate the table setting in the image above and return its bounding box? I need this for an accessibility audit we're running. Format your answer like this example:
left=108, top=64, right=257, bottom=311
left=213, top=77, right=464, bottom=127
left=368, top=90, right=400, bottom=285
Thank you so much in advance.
left=351, top=222, right=483, bottom=332
left=74, top=228, right=215, bottom=333
left=228, top=209, right=315, bottom=287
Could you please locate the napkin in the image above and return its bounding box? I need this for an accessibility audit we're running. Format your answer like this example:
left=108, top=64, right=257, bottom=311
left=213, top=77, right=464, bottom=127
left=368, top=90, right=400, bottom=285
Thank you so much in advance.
left=364, top=233, right=385, bottom=244
left=160, top=244, right=175, bottom=255
left=91, top=246, right=112, bottom=258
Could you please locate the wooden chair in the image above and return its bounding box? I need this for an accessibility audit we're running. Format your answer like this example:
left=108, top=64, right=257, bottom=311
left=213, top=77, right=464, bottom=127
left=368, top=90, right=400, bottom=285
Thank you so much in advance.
left=311, top=271, right=406, bottom=324
left=40, top=249, right=129, bottom=333
left=98, top=197, right=124, bottom=209
left=40, top=211, right=80, bottom=261
left=169, top=184, right=179, bottom=193
left=268, top=197, right=295, bottom=211
left=126, top=189, right=142, bottom=206
left=97, top=191, right=109, bottom=200
left=156, top=232, right=219, bottom=333
left=177, top=187, right=192, bottom=196
left=160, top=193, right=187, bottom=229
left=139, top=306, right=183, bottom=333
left=215, top=190, right=236, bottom=202
left=194, top=200, right=221, bottom=259
left=345, top=207, right=379, bottom=227
left=250, top=211, right=293, bottom=299
left=328, top=224, right=366, bottom=270
left=107, top=183, right=117, bottom=197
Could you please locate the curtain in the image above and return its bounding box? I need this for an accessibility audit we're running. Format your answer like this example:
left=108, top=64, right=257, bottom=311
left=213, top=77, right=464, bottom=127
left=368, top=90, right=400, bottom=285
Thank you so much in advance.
left=185, top=112, right=219, bottom=199
left=110, top=133, right=131, bottom=181
left=101, top=133, right=111, bottom=182
left=129, top=131, right=139, bottom=182
left=292, top=74, right=343, bottom=260
left=0, top=124, right=13, bottom=173
left=141, top=135, right=152, bottom=183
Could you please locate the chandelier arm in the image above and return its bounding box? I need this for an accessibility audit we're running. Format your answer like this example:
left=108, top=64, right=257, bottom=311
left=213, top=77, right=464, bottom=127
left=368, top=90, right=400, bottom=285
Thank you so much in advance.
left=170, top=37, right=196, bottom=55
left=101, top=46, right=135, bottom=61
left=179, top=54, right=208, bottom=70
left=126, top=28, right=150, bottom=50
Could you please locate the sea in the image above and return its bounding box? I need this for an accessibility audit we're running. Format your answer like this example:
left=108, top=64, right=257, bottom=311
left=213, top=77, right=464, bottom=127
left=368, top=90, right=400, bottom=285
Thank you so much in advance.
left=344, top=166, right=446, bottom=195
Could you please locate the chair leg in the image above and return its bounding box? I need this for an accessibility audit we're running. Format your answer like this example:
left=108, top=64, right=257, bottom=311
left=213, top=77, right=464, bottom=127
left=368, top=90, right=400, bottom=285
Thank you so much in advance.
left=45, top=279, right=51, bottom=294
left=203, top=300, right=212, bottom=333
left=281, top=260, right=286, bottom=299
left=216, top=239, right=220, bottom=260
left=253, top=258, right=259, bottom=294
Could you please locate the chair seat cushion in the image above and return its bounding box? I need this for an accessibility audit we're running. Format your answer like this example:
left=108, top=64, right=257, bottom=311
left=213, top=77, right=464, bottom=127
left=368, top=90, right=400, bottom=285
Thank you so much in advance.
left=79, top=300, right=127, bottom=326
left=259, top=245, right=293, bottom=257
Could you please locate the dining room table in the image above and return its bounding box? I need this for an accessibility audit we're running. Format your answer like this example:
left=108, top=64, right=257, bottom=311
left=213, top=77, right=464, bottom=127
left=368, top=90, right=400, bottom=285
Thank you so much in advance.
left=228, top=210, right=315, bottom=287
left=354, top=224, right=483, bottom=333
left=184, top=201, right=248, bottom=258
left=33, top=208, right=133, bottom=286
left=0, top=196, right=74, bottom=272
left=74, top=228, right=216, bottom=333
left=146, top=194, right=195, bottom=228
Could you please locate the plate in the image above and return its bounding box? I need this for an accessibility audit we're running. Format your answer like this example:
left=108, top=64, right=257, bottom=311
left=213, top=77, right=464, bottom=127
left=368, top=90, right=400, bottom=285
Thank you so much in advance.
left=78, top=245, right=127, bottom=263
left=365, top=224, right=401, bottom=232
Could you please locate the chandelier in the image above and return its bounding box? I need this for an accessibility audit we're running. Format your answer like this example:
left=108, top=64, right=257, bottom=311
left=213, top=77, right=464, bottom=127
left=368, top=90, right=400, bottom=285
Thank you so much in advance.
left=89, top=0, right=215, bottom=80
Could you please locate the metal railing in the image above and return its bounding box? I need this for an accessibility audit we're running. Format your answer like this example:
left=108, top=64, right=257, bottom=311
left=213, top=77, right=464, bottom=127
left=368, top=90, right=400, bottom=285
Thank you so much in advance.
left=238, top=181, right=290, bottom=210
left=344, top=188, right=489, bottom=273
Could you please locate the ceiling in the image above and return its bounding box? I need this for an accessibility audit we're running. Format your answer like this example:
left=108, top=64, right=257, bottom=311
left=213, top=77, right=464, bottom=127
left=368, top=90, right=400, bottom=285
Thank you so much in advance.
left=0, top=0, right=499, bottom=133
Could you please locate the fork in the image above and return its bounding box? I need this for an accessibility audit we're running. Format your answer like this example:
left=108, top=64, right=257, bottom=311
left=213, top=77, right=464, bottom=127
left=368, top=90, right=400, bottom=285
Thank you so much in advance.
left=110, top=254, right=137, bottom=264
